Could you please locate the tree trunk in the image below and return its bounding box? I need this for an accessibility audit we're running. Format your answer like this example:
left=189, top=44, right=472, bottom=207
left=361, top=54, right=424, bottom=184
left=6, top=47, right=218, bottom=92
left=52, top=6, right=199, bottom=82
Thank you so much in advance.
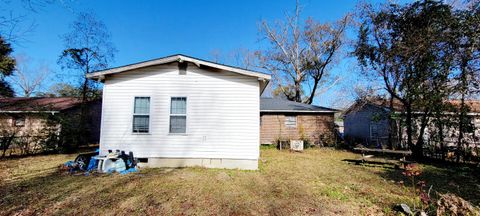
left=388, top=96, right=394, bottom=149
left=438, top=120, right=445, bottom=161
left=405, top=103, right=425, bottom=160
left=456, top=61, right=468, bottom=163
left=405, top=104, right=414, bottom=154
left=456, top=93, right=465, bottom=163
left=294, top=79, right=302, bottom=102
left=414, top=112, right=429, bottom=160
left=76, top=58, right=90, bottom=151
left=305, top=77, right=320, bottom=104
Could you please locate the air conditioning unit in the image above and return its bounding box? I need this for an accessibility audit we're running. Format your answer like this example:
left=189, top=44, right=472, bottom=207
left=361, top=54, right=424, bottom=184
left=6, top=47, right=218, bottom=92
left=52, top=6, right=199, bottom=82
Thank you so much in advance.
left=290, top=140, right=304, bottom=151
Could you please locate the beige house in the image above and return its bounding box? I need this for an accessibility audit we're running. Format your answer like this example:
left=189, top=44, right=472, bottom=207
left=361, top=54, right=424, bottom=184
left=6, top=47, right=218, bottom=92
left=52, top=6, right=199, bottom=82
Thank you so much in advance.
left=1, top=97, right=79, bottom=133
left=0, top=97, right=102, bottom=155
left=260, top=98, right=338, bottom=146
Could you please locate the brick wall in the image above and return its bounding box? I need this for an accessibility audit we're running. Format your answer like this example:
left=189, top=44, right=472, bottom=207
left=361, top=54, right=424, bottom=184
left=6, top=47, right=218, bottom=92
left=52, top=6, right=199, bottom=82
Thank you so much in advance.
left=0, top=114, right=57, bottom=136
left=260, top=113, right=335, bottom=145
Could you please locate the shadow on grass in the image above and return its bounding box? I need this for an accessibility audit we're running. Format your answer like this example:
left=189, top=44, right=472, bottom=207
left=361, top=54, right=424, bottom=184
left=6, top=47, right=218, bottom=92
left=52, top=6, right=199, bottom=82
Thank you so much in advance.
left=372, top=160, right=480, bottom=206
left=0, top=167, right=181, bottom=215
left=342, top=159, right=399, bottom=170
left=0, top=145, right=98, bottom=161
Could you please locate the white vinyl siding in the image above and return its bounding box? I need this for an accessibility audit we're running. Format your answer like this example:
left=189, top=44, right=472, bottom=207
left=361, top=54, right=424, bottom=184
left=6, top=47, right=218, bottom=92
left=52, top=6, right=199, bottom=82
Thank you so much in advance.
left=99, top=63, right=261, bottom=160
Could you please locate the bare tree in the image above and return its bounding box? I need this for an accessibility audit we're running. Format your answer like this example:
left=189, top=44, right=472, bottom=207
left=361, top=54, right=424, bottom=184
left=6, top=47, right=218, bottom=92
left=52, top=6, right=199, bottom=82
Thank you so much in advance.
left=58, top=11, right=116, bottom=150
left=257, top=0, right=350, bottom=104
left=58, top=12, right=116, bottom=102
left=0, top=0, right=56, bottom=43
left=209, top=49, right=223, bottom=63
left=230, top=48, right=259, bottom=70
left=8, top=55, right=48, bottom=97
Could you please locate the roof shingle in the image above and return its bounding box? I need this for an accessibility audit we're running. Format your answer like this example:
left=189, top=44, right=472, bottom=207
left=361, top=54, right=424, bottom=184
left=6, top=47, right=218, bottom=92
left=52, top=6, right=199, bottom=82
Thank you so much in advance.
left=260, top=98, right=337, bottom=113
left=0, top=97, right=83, bottom=112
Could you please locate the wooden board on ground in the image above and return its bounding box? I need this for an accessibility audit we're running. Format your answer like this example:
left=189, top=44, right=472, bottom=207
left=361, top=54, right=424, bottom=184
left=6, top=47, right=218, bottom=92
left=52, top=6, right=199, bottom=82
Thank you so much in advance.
left=353, top=148, right=412, bottom=155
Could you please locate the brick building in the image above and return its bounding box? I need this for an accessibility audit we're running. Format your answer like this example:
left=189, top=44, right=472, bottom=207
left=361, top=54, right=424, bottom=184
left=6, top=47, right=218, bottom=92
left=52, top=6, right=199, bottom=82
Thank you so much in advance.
left=0, top=97, right=102, bottom=145
left=260, top=98, right=338, bottom=146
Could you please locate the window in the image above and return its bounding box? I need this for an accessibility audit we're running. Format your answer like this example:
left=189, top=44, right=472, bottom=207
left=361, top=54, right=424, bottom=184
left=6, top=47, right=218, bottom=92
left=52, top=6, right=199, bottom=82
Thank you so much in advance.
left=170, top=97, right=187, bottom=133
left=133, top=97, right=150, bottom=133
left=285, top=115, right=297, bottom=128
left=13, top=116, right=25, bottom=127
left=370, top=123, right=378, bottom=139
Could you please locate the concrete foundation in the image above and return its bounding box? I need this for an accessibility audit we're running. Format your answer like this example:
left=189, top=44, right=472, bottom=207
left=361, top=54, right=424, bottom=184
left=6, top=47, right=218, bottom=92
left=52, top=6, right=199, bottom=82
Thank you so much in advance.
left=137, top=157, right=258, bottom=170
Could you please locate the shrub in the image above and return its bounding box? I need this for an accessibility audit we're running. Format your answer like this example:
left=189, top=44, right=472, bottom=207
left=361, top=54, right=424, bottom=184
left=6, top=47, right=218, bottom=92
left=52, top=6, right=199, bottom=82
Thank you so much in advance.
left=303, top=139, right=311, bottom=149
left=0, top=128, right=16, bottom=157
left=319, top=134, right=336, bottom=147
left=37, top=127, right=60, bottom=154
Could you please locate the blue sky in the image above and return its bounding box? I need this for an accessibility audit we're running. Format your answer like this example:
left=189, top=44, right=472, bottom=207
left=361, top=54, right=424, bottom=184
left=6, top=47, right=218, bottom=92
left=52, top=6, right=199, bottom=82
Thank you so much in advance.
left=3, top=0, right=407, bottom=108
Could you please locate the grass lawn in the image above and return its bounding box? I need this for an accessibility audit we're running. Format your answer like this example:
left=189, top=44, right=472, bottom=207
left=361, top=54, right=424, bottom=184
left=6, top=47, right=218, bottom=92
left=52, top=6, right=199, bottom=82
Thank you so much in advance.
left=0, top=148, right=479, bottom=215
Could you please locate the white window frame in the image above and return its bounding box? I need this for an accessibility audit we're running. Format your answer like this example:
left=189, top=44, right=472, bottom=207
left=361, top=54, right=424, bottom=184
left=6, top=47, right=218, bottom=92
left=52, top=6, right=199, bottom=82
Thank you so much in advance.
left=169, top=96, right=187, bottom=134
left=285, top=115, right=297, bottom=128
left=132, top=96, right=151, bottom=134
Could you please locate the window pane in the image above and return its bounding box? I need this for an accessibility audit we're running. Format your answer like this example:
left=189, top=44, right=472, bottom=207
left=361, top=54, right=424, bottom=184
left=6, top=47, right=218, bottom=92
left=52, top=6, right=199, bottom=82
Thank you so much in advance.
left=133, top=115, right=149, bottom=133
left=171, top=97, right=186, bottom=114
left=14, top=117, right=25, bottom=127
left=134, top=97, right=150, bottom=114
left=170, top=116, right=186, bottom=133
left=285, top=116, right=296, bottom=127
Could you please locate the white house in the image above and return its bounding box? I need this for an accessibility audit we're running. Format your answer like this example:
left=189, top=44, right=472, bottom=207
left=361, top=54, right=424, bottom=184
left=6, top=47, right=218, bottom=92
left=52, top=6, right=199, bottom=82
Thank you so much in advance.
left=86, top=54, right=270, bottom=170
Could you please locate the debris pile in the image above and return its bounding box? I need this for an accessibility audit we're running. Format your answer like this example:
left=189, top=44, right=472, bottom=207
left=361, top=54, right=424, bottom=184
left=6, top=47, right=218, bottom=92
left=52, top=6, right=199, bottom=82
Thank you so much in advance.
left=63, top=149, right=138, bottom=175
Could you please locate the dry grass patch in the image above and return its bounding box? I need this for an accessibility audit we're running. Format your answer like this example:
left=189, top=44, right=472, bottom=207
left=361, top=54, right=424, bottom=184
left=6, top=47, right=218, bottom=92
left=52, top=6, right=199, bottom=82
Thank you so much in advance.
left=0, top=148, right=478, bottom=215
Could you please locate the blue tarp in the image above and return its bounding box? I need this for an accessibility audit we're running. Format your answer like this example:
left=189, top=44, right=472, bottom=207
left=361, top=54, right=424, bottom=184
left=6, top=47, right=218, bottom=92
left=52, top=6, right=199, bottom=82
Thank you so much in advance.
left=86, top=158, right=98, bottom=171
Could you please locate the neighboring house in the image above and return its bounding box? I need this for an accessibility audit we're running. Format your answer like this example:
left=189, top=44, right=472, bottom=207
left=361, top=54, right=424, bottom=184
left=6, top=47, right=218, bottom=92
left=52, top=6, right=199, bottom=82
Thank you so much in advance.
left=344, top=98, right=480, bottom=150
left=260, top=98, right=338, bottom=146
left=343, top=99, right=395, bottom=147
left=86, top=54, right=271, bottom=170
left=0, top=97, right=102, bottom=152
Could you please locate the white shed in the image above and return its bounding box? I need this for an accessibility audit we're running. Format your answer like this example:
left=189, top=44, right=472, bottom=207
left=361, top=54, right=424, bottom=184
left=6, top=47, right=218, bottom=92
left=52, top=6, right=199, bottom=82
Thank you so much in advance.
left=86, top=54, right=270, bottom=170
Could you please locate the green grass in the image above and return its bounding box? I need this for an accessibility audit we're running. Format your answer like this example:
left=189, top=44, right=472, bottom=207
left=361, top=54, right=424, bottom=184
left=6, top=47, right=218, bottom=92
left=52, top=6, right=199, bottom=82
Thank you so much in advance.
left=0, top=148, right=478, bottom=215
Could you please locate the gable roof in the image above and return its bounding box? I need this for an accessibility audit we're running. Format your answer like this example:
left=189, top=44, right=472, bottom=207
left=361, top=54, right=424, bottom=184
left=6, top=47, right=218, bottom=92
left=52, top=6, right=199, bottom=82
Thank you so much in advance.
left=344, top=97, right=480, bottom=115
left=367, top=97, right=404, bottom=111
left=0, top=97, right=83, bottom=113
left=260, top=98, right=338, bottom=113
left=86, top=54, right=271, bottom=80
left=449, top=100, right=480, bottom=113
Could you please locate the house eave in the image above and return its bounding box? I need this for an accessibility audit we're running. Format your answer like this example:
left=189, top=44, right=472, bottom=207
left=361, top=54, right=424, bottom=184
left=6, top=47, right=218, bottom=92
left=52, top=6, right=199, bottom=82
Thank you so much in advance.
left=86, top=54, right=271, bottom=81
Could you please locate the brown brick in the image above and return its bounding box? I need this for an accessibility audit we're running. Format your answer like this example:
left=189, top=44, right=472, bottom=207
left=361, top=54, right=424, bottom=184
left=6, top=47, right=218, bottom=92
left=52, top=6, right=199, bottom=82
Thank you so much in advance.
left=260, top=113, right=335, bottom=145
